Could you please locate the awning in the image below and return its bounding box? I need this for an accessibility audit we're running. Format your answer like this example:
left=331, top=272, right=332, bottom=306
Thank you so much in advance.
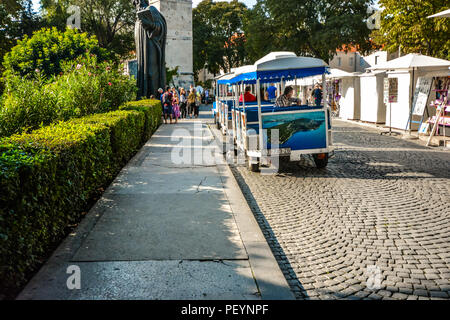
left=228, top=52, right=329, bottom=84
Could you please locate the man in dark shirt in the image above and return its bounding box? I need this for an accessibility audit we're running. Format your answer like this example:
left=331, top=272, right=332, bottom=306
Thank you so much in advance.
left=162, top=86, right=173, bottom=124
left=312, top=84, right=323, bottom=107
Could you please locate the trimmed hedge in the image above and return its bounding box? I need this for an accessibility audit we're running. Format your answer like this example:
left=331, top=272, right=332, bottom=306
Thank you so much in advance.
left=0, top=100, right=161, bottom=293
left=120, top=99, right=162, bottom=142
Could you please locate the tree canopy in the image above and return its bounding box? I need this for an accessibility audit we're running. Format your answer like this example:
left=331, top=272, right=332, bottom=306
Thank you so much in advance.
left=193, top=0, right=248, bottom=78
left=243, top=0, right=375, bottom=63
left=41, top=0, right=136, bottom=59
left=372, top=0, right=449, bottom=60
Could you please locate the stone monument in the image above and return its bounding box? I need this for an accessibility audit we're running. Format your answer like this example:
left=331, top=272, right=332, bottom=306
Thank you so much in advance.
left=149, top=0, right=194, bottom=89
left=134, top=0, right=167, bottom=98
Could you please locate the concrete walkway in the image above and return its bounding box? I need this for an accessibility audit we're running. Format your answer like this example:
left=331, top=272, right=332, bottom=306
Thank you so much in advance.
left=18, top=106, right=293, bottom=300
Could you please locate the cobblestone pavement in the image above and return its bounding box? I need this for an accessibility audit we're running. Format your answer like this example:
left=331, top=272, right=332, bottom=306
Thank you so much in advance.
left=230, top=119, right=450, bottom=300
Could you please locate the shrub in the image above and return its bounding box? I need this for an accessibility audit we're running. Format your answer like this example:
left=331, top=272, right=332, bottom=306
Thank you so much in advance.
left=120, top=99, right=162, bottom=142
left=70, top=110, right=145, bottom=170
left=2, top=27, right=108, bottom=79
left=0, top=55, right=137, bottom=137
left=0, top=108, right=150, bottom=292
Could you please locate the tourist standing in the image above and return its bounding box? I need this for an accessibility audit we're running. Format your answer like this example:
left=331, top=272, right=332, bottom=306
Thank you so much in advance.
left=179, top=88, right=187, bottom=119
left=195, top=90, right=201, bottom=118
left=311, top=84, right=323, bottom=107
left=188, top=88, right=196, bottom=119
left=162, top=87, right=173, bottom=124
left=172, top=92, right=180, bottom=123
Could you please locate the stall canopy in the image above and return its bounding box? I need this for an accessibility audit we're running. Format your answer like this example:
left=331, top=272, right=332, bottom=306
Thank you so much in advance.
left=368, top=53, right=450, bottom=71
left=427, top=9, right=450, bottom=18
left=228, top=52, right=329, bottom=84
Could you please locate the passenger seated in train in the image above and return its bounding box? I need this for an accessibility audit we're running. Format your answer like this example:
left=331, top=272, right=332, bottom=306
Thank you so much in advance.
left=239, top=86, right=257, bottom=102
left=274, top=86, right=301, bottom=107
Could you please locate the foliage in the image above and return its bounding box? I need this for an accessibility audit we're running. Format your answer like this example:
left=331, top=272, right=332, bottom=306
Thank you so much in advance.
left=0, top=100, right=161, bottom=295
left=2, top=27, right=107, bottom=79
left=0, top=0, right=42, bottom=94
left=165, top=66, right=180, bottom=88
left=0, top=54, right=137, bottom=137
left=243, top=0, right=374, bottom=63
left=41, top=0, right=136, bottom=59
left=372, top=0, right=450, bottom=59
left=193, top=0, right=248, bottom=77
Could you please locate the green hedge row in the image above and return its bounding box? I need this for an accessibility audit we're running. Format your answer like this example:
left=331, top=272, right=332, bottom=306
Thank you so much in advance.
left=0, top=99, right=161, bottom=293
left=120, top=99, right=162, bottom=142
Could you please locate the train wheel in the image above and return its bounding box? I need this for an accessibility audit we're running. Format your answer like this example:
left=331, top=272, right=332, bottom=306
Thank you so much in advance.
left=313, top=153, right=328, bottom=169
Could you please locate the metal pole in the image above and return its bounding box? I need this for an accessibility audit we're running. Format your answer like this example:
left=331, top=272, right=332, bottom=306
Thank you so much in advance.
left=408, top=67, right=415, bottom=135
left=256, top=79, right=263, bottom=157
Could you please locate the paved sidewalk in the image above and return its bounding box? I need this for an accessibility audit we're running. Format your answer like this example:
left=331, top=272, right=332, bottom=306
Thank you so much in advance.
left=17, top=106, right=293, bottom=300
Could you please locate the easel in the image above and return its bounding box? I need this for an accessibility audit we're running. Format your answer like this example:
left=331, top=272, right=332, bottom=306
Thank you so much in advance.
left=381, top=96, right=399, bottom=136
left=426, top=100, right=446, bottom=146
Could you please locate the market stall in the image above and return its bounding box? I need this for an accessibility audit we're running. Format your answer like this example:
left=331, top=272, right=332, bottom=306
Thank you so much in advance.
left=369, top=53, right=450, bottom=130
left=359, top=70, right=387, bottom=123
left=327, top=69, right=362, bottom=120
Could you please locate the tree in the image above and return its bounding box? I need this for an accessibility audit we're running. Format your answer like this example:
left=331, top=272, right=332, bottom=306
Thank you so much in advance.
left=243, top=0, right=375, bottom=63
left=0, top=0, right=41, bottom=92
left=3, top=27, right=107, bottom=79
left=372, top=0, right=449, bottom=59
left=193, top=0, right=248, bottom=78
left=41, top=0, right=136, bottom=59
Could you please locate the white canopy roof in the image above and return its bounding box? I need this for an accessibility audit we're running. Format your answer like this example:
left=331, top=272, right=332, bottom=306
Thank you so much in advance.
left=327, top=69, right=362, bottom=78
left=427, top=9, right=450, bottom=18
left=254, top=52, right=297, bottom=65
left=255, top=52, right=327, bottom=71
left=369, top=53, right=450, bottom=70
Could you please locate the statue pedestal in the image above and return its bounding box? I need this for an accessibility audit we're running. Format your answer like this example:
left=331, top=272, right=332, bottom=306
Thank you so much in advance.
left=150, top=0, right=194, bottom=88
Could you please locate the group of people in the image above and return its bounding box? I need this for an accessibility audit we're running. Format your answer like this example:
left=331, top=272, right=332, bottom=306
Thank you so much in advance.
left=237, top=83, right=323, bottom=108
left=157, top=85, right=203, bottom=124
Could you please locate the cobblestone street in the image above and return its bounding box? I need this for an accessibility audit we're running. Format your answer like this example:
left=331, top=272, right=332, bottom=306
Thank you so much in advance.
left=231, top=119, right=450, bottom=300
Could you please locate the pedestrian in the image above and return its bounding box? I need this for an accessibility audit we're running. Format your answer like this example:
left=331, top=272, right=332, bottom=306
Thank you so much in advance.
left=172, top=92, right=180, bottom=123
left=266, top=83, right=277, bottom=102
left=205, top=89, right=209, bottom=104
left=311, top=83, right=323, bottom=107
left=162, top=86, right=173, bottom=124
left=195, top=90, right=201, bottom=118
left=179, top=88, right=187, bottom=119
left=158, top=87, right=164, bottom=114
left=188, top=88, right=196, bottom=119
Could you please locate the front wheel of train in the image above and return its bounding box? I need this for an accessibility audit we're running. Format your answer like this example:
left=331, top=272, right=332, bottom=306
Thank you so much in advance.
left=313, top=153, right=328, bottom=169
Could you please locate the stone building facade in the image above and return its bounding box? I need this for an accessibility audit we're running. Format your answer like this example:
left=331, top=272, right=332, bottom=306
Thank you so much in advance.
left=150, top=0, right=194, bottom=88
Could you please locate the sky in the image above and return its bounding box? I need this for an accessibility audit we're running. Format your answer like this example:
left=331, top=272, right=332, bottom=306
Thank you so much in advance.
left=33, top=0, right=378, bottom=12
left=31, top=0, right=258, bottom=11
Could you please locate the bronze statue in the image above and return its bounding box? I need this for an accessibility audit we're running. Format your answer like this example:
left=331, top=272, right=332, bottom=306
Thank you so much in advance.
left=133, top=0, right=167, bottom=98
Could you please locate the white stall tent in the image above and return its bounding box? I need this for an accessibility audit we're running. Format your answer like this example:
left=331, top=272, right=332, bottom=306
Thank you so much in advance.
left=327, top=69, right=362, bottom=120
left=369, top=54, right=450, bottom=130
left=359, top=71, right=387, bottom=123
